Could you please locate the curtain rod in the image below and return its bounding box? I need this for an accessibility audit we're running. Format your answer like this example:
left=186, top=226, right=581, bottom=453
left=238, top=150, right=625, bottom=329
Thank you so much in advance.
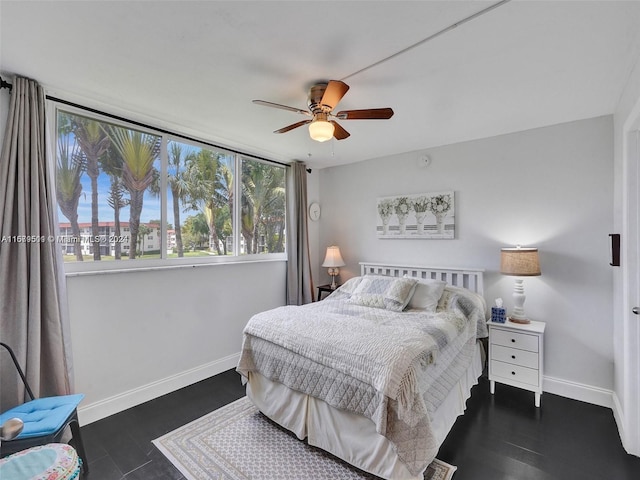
left=0, top=75, right=306, bottom=171
left=0, top=76, right=12, bottom=91
left=48, top=95, right=290, bottom=169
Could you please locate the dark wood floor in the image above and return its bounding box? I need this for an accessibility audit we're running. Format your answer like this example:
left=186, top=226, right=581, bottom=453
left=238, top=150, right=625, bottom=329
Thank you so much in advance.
left=79, top=369, right=640, bottom=479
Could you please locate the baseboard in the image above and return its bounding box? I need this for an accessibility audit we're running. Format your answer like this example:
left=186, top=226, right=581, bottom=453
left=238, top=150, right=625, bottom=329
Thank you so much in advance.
left=612, top=390, right=640, bottom=457
left=78, top=352, right=241, bottom=425
left=77, top=361, right=613, bottom=426
left=543, top=375, right=613, bottom=408
left=612, top=391, right=627, bottom=444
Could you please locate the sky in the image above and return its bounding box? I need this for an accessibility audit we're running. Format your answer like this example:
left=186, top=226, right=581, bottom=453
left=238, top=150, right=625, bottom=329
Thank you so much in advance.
left=56, top=136, right=204, bottom=227
left=58, top=162, right=165, bottom=225
left=55, top=112, right=239, bottom=229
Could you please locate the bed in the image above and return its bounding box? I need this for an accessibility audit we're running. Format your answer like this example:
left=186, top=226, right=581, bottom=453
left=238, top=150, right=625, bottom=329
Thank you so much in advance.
left=237, top=262, right=488, bottom=480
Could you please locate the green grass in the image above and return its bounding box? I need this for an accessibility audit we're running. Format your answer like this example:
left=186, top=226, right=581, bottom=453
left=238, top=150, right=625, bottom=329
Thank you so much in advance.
left=62, top=250, right=223, bottom=262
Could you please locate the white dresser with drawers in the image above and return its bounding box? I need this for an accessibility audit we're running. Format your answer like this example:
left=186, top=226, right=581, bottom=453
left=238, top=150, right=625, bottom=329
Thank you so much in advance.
left=487, top=319, right=546, bottom=407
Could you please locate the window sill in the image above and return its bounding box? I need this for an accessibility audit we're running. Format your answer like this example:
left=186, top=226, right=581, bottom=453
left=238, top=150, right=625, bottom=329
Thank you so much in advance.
left=63, top=254, right=286, bottom=277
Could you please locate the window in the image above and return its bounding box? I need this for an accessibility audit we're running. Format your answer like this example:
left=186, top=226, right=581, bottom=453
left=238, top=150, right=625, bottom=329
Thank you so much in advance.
left=56, top=110, right=161, bottom=261
left=240, top=158, right=286, bottom=254
left=54, top=107, right=286, bottom=269
left=167, top=140, right=235, bottom=257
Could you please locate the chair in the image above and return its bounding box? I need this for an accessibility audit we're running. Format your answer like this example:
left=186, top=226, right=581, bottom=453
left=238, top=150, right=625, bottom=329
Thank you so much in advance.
left=0, top=342, right=88, bottom=473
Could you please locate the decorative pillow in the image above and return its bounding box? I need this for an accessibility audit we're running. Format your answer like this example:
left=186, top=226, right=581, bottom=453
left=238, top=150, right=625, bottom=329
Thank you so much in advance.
left=349, top=275, right=418, bottom=311
left=437, top=285, right=466, bottom=311
left=335, top=276, right=364, bottom=295
left=437, top=285, right=489, bottom=338
left=405, top=277, right=447, bottom=312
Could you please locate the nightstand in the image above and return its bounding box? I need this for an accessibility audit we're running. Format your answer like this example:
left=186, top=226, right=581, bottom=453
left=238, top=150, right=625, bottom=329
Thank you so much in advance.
left=316, top=284, right=339, bottom=301
left=488, top=319, right=546, bottom=407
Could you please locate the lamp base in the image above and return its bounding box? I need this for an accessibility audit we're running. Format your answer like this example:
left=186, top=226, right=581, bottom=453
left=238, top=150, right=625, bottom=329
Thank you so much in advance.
left=328, top=267, right=340, bottom=290
left=508, top=316, right=531, bottom=325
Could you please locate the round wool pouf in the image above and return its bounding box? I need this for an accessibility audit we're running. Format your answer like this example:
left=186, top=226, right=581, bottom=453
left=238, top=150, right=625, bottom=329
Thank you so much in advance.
left=0, top=443, right=81, bottom=479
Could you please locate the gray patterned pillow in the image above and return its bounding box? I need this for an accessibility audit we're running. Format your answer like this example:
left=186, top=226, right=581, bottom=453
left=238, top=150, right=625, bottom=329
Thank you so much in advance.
left=349, top=275, right=418, bottom=311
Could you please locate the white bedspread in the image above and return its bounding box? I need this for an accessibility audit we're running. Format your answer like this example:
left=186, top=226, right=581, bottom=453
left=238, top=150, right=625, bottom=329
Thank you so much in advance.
left=237, top=287, right=485, bottom=475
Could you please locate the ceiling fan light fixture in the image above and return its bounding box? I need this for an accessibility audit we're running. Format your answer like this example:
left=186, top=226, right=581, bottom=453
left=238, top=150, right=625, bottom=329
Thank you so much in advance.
left=308, top=114, right=334, bottom=142
left=254, top=80, right=392, bottom=141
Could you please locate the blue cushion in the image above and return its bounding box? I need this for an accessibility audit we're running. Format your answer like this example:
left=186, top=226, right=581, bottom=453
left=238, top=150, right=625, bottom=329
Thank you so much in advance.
left=0, top=394, right=84, bottom=439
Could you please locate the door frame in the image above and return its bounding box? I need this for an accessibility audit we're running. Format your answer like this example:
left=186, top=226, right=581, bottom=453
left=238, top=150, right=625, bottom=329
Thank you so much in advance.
left=621, top=103, right=640, bottom=456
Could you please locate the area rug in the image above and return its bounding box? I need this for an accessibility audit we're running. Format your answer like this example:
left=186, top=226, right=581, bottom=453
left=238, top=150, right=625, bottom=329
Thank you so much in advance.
left=153, top=396, right=456, bottom=480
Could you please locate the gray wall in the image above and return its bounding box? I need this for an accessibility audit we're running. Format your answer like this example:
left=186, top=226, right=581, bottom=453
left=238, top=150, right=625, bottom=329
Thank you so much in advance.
left=69, top=260, right=286, bottom=423
left=316, top=116, right=614, bottom=402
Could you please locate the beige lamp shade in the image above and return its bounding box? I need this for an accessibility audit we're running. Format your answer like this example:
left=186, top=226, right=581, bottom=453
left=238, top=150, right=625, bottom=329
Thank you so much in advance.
left=322, top=246, right=345, bottom=290
left=500, top=247, right=541, bottom=276
left=322, top=246, right=345, bottom=267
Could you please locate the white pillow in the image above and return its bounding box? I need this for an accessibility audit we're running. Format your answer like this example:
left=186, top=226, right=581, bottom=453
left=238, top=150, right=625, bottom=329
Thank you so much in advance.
left=405, top=277, right=447, bottom=312
left=336, top=276, right=364, bottom=295
left=349, top=275, right=418, bottom=312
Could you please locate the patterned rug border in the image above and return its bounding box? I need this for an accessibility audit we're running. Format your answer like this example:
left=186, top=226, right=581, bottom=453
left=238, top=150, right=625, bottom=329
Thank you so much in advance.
left=153, top=396, right=456, bottom=480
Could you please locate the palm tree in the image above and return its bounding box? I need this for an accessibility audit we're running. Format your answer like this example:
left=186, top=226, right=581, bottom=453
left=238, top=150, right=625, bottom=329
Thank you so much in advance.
left=259, top=166, right=285, bottom=253
left=107, top=126, right=160, bottom=259
left=263, top=170, right=286, bottom=252
left=215, top=157, right=234, bottom=255
left=137, top=223, right=151, bottom=256
left=101, top=143, right=129, bottom=259
left=73, top=116, right=110, bottom=260
left=168, top=142, right=189, bottom=257
left=106, top=175, right=129, bottom=259
left=184, top=149, right=225, bottom=255
left=240, top=202, right=254, bottom=253
left=56, top=132, right=86, bottom=261
left=242, top=161, right=285, bottom=253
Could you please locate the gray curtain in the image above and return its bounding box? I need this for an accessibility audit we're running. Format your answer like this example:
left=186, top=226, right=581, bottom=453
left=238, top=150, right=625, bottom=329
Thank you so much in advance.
left=286, top=161, right=314, bottom=305
left=0, top=76, right=73, bottom=411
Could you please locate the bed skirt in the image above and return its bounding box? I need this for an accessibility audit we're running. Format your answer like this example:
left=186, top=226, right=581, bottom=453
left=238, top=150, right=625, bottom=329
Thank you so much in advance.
left=246, top=340, right=484, bottom=480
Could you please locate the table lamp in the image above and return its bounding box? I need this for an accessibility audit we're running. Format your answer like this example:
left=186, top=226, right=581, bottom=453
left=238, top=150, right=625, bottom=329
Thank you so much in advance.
left=322, top=246, right=345, bottom=290
left=500, top=246, right=541, bottom=324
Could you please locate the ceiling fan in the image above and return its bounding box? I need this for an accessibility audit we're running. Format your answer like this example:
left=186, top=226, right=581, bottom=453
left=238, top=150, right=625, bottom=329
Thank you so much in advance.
left=253, top=80, right=394, bottom=142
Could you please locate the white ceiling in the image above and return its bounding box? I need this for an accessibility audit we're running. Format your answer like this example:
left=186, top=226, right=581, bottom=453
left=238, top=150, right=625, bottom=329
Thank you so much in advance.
left=2, top=1, right=640, bottom=169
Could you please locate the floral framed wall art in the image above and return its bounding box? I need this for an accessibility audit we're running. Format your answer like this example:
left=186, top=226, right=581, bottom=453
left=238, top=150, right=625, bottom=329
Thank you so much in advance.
left=376, top=191, right=455, bottom=239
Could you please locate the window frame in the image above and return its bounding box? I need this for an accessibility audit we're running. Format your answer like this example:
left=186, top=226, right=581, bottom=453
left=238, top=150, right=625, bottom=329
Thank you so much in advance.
left=48, top=101, right=287, bottom=275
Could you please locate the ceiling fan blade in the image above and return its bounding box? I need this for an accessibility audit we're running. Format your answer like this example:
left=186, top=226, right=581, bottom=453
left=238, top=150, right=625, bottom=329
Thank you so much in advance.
left=253, top=100, right=311, bottom=116
left=335, top=108, right=394, bottom=120
left=320, top=80, right=350, bottom=110
left=274, top=119, right=312, bottom=134
left=330, top=121, right=350, bottom=140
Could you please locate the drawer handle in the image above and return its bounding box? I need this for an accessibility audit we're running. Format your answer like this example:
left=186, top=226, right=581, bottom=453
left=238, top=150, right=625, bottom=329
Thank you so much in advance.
left=511, top=371, right=516, bottom=375
left=511, top=355, right=516, bottom=359
left=511, top=339, right=516, bottom=343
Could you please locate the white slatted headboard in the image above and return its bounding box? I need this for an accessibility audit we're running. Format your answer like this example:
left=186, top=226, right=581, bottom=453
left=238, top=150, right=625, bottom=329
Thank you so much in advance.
left=360, top=262, right=484, bottom=296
